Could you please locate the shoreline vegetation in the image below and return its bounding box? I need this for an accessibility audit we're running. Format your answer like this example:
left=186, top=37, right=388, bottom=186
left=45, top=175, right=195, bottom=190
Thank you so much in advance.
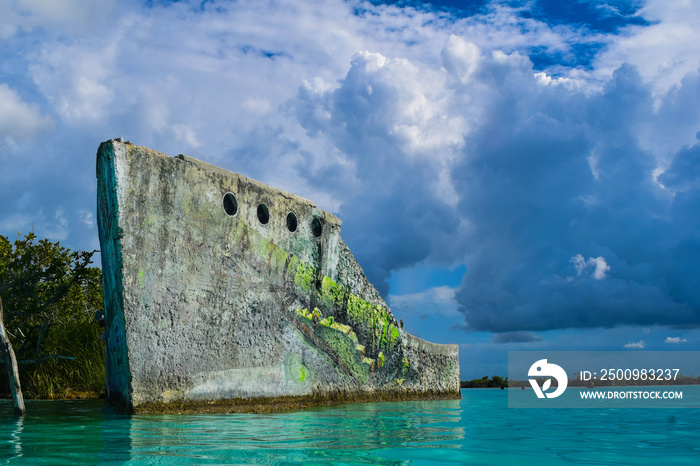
left=1, top=233, right=105, bottom=408
left=461, top=376, right=508, bottom=389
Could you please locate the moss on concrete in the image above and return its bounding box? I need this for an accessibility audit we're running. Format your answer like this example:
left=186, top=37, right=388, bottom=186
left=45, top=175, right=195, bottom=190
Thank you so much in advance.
left=295, top=262, right=316, bottom=293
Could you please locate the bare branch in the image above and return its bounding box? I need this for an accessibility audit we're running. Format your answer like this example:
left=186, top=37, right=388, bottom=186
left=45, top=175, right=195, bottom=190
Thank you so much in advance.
left=1, top=296, right=26, bottom=415
left=19, top=354, right=76, bottom=365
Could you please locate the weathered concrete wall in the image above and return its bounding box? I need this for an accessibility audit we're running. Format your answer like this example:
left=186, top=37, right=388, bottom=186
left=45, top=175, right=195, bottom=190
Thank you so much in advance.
left=96, top=139, right=460, bottom=413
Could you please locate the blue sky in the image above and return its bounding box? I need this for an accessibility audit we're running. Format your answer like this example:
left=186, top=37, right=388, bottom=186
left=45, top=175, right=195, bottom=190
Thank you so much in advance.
left=1, top=0, right=699, bottom=379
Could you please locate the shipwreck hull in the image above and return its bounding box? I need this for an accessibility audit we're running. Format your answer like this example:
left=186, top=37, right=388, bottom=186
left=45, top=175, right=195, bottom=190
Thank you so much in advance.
left=96, top=139, right=460, bottom=413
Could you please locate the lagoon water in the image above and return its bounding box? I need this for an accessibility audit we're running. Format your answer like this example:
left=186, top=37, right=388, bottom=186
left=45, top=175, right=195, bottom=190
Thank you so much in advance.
left=2, top=389, right=699, bottom=464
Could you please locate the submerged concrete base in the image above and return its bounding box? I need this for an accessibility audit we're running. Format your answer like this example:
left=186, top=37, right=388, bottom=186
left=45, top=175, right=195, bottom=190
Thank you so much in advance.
left=96, top=139, right=460, bottom=413
left=128, top=390, right=461, bottom=415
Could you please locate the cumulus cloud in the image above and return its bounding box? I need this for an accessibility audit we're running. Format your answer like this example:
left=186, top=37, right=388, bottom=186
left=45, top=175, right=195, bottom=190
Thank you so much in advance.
left=293, top=47, right=469, bottom=293
left=624, top=340, right=646, bottom=349
left=665, top=336, right=687, bottom=344
left=441, top=35, right=480, bottom=84
left=594, top=0, right=700, bottom=97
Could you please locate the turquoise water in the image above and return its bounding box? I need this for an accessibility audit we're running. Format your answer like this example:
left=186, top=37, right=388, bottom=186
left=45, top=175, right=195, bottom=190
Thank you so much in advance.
left=2, top=389, right=699, bottom=464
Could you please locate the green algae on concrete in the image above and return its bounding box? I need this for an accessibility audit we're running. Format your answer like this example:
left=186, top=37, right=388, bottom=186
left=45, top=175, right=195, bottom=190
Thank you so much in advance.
left=96, top=139, right=460, bottom=414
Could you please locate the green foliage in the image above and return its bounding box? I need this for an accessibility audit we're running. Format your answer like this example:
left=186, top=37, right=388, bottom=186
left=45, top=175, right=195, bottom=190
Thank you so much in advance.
left=460, top=375, right=509, bottom=389
left=0, top=233, right=104, bottom=398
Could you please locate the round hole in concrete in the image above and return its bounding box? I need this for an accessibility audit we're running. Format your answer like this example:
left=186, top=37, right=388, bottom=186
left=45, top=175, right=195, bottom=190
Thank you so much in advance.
left=257, top=203, right=270, bottom=225
left=286, top=212, right=298, bottom=232
left=311, top=217, right=323, bottom=237
left=223, top=193, right=238, bottom=216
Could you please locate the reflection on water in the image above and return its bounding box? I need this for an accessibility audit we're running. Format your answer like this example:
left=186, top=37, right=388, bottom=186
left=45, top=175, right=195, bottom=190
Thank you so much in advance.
left=120, top=399, right=464, bottom=464
left=7, top=415, right=23, bottom=460
left=0, top=398, right=463, bottom=464
left=1, top=390, right=699, bottom=464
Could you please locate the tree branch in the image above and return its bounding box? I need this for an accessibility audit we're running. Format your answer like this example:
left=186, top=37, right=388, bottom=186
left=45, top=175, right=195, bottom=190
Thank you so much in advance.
left=18, top=354, right=76, bottom=365
left=0, top=296, right=26, bottom=415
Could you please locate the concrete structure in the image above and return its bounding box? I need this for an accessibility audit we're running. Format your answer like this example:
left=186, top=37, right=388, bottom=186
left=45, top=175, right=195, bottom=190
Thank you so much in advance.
left=96, top=139, right=460, bottom=413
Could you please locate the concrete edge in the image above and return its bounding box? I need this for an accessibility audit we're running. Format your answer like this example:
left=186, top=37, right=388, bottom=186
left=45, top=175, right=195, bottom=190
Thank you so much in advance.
left=128, top=389, right=462, bottom=415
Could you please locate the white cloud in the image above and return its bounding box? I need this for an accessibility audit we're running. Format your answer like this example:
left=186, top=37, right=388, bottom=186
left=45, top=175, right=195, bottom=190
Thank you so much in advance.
left=344, top=50, right=467, bottom=160
left=534, top=72, right=581, bottom=90
left=593, top=0, right=700, bottom=99
left=441, top=35, right=480, bottom=84
left=0, top=0, right=118, bottom=39
left=78, top=210, right=94, bottom=228
left=29, top=40, right=118, bottom=122
left=623, top=340, right=645, bottom=349
left=570, top=255, right=611, bottom=280
left=0, top=212, right=33, bottom=234
left=390, top=285, right=460, bottom=318
left=589, top=257, right=611, bottom=280
left=172, top=124, right=203, bottom=149
left=665, top=336, right=687, bottom=344
left=0, top=84, right=54, bottom=141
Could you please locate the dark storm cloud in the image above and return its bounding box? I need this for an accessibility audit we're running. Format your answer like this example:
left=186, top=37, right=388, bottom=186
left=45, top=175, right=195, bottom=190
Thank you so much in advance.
left=293, top=35, right=700, bottom=332
left=492, top=331, right=543, bottom=343
left=453, top=62, right=700, bottom=332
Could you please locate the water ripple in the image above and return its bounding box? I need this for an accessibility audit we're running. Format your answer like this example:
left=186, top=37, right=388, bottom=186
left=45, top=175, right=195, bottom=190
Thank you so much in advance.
left=1, top=390, right=699, bottom=464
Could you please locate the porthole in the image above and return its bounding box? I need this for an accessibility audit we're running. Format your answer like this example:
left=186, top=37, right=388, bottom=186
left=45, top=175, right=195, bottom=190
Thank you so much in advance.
left=223, top=193, right=238, bottom=216
left=257, top=203, right=270, bottom=225
left=311, top=217, right=323, bottom=237
left=286, top=212, right=298, bottom=232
